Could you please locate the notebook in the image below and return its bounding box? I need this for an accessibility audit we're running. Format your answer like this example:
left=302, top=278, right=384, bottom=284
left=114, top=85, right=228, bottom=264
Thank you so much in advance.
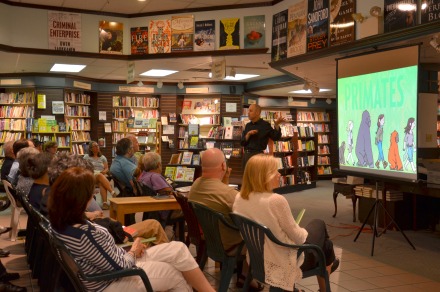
left=295, top=208, right=306, bottom=224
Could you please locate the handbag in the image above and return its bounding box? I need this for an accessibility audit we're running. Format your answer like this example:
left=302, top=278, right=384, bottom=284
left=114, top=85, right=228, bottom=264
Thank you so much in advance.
left=93, top=217, right=133, bottom=244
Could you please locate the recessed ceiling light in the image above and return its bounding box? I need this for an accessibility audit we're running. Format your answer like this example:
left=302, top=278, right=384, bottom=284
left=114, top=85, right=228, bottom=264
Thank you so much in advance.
left=224, top=74, right=259, bottom=81
left=50, top=64, right=86, bottom=73
left=140, top=69, right=178, bottom=77
left=289, top=88, right=331, bottom=94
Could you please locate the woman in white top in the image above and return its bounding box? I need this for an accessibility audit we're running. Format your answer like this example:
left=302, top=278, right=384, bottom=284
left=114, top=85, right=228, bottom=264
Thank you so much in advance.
left=233, top=154, right=338, bottom=292
left=84, top=141, right=115, bottom=209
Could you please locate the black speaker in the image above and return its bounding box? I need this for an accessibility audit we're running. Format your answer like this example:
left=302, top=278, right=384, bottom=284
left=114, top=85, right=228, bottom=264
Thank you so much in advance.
left=229, top=86, right=236, bottom=94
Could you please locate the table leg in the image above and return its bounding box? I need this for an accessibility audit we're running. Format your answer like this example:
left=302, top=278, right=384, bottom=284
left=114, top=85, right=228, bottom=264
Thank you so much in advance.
left=333, top=191, right=338, bottom=217
left=351, top=194, right=358, bottom=222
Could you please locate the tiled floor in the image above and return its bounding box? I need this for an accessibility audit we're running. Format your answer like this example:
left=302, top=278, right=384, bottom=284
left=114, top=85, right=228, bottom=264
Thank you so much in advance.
left=0, top=181, right=439, bottom=291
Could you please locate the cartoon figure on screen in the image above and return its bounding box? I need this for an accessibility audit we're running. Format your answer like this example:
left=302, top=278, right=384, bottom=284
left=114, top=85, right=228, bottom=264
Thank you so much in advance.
left=346, top=120, right=354, bottom=166
left=403, top=117, right=416, bottom=172
left=375, top=114, right=388, bottom=169
left=339, top=141, right=346, bottom=164
left=388, top=130, right=403, bottom=171
left=355, top=111, right=374, bottom=168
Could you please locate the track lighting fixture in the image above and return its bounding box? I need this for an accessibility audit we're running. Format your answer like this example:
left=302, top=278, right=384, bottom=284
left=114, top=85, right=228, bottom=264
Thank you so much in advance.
left=311, top=85, right=320, bottom=94
left=352, top=13, right=367, bottom=23
left=229, top=67, right=236, bottom=78
left=326, top=98, right=332, bottom=105
left=177, top=81, right=184, bottom=89
left=157, top=80, right=163, bottom=88
left=310, top=98, right=316, bottom=104
left=430, top=35, right=440, bottom=53
left=303, top=82, right=310, bottom=91
left=137, top=80, right=143, bottom=87
left=369, top=6, right=382, bottom=17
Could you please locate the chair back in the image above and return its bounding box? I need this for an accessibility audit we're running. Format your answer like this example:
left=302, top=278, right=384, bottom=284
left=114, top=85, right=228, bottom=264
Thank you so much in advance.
left=132, top=179, right=158, bottom=197
left=230, top=213, right=331, bottom=292
left=174, top=192, right=202, bottom=245
left=110, top=174, right=135, bottom=197
left=2, top=179, right=20, bottom=209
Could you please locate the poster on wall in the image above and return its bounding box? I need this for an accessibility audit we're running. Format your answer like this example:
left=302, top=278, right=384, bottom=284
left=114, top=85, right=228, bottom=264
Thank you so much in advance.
left=287, top=0, right=307, bottom=57
left=271, top=9, right=288, bottom=61
left=243, top=15, right=266, bottom=49
left=149, top=19, right=171, bottom=54
left=421, top=0, right=440, bottom=24
left=306, top=0, right=329, bottom=52
left=219, top=18, right=240, bottom=50
left=99, top=21, right=123, bottom=54
left=48, top=12, right=81, bottom=51
left=329, top=0, right=355, bottom=47
left=194, top=20, right=215, bottom=51
left=130, top=27, right=148, bottom=55
left=171, top=15, right=194, bottom=52
left=384, top=0, right=417, bottom=33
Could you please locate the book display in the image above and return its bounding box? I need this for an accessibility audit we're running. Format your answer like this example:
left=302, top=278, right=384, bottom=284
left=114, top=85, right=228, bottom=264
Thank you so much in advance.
left=112, top=95, right=161, bottom=156
left=0, top=89, right=35, bottom=159
left=64, top=91, right=91, bottom=154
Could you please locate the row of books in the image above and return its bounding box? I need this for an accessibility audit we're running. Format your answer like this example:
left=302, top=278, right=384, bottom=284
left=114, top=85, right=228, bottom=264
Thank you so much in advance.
left=317, top=166, right=332, bottom=175
left=113, top=108, right=159, bottom=120
left=164, top=166, right=196, bottom=182
left=275, top=156, right=294, bottom=169
left=127, top=117, right=157, bottom=129
left=0, top=119, right=29, bottom=131
left=169, top=152, right=201, bottom=166
left=67, top=118, right=91, bottom=131
left=71, top=143, right=88, bottom=155
left=278, top=174, right=296, bottom=187
left=318, top=134, right=330, bottom=144
left=298, top=123, right=330, bottom=133
left=206, top=126, right=242, bottom=140
left=0, top=105, right=34, bottom=118
left=137, top=133, right=156, bottom=144
left=56, top=136, right=70, bottom=147
left=297, top=125, right=315, bottom=138
left=112, top=133, right=125, bottom=144
left=0, top=131, right=23, bottom=143
left=317, top=156, right=331, bottom=165
left=297, top=140, right=315, bottom=151
left=0, top=92, right=35, bottom=104
left=180, top=114, right=220, bottom=125
left=71, top=131, right=90, bottom=142
left=354, top=185, right=403, bottom=201
left=318, top=145, right=330, bottom=155
left=297, top=112, right=330, bottom=122
left=65, top=105, right=90, bottom=117
left=222, top=148, right=242, bottom=158
left=280, top=123, right=295, bottom=138
left=297, top=156, right=315, bottom=167
left=113, top=96, right=159, bottom=108
left=64, top=92, right=91, bottom=104
left=273, top=141, right=294, bottom=152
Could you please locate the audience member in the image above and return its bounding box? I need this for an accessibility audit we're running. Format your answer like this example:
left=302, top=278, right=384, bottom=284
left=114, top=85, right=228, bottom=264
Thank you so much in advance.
left=31, top=139, right=43, bottom=153
left=7, top=139, right=33, bottom=186
left=135, top=152, right=173, bottom=195
left=43, top=141, right=58, bottom=155
left=0, top=141, right=15, bottom=181
left=83, top=141, right=115, bottom=209
left=16, top=147, right=40, bottom=198
left=110, top=138, right=136, bottom=193
left=48, top=167, right=214, bottom=292
left=233, top=154, right=339, bottom=292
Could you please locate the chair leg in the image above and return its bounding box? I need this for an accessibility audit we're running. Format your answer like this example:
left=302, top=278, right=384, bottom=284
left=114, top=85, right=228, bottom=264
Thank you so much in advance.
left=9, top=207, right=21, bottom=241
left=218, top=258, right=236, bottom=292
left=198, top=245, right=208, bottom=271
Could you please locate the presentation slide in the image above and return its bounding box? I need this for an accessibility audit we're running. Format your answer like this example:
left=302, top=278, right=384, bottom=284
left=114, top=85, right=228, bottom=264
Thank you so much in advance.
left=338, top=62, right=418, bottom=181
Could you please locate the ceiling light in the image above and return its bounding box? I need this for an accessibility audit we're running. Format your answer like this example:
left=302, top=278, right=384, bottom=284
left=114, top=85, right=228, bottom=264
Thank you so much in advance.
left=156, top=80, right=163, bottom=88
left=422, top=2, right=428, bottom=10
left=303, top=82, right=310, bottom=91
left=397, top=3, right=416, bottom=11
left=310, top=98, right=316, bottom=104
left=137, top=81, right=143, bottom=86
left=229, top=67, right=236, bottom=78
left=352, top=13, right=367, bottom=23
left=177, top=81, right=184, bottom=89
left=326, top=98, right=332, bottom=104
left=370, top=6, right=382, bottom=17
left=140, top=69, right=177, bottom=77
left=311, top=85, right=320, bottom=94
left=223, top=74, right=259, bottom=81
left=50, top=64, right=86, bottom=72
left=289, top=88, right=331, bottom=94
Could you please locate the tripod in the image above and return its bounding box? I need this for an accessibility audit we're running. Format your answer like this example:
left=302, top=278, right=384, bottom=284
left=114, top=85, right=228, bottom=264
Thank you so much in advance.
left=354, top=181, right=416, bottom=256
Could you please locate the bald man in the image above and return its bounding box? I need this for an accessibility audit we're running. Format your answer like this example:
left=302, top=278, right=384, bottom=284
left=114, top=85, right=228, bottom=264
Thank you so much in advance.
left=241, top=104, right=285, bottom=167
left=188, top=148, right=242, bottom=254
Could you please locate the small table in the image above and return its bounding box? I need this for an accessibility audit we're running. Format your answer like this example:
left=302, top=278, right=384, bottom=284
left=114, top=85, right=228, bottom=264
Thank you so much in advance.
left=332, top=183, right=358, bottom=222
left=109, top=197, right=181, bottom=224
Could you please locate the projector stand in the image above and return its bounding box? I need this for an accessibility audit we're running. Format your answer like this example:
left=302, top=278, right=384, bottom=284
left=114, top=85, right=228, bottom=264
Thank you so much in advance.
left=353, top=181, right=416, bottom=256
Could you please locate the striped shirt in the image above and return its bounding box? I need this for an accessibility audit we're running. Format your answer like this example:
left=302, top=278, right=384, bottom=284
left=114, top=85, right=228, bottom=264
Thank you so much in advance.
left=51, top=222, right=135, bottom=292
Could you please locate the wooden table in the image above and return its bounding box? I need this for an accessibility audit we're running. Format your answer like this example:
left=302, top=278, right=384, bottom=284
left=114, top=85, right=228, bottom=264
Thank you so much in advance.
left=109, top=197, right=181, bottom=223
left=332, top=183, right=358, bottom=222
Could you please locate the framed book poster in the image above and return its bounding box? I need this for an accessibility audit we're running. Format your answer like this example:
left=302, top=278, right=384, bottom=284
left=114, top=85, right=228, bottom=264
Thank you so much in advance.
left=219, top=18, right=240, bottom=50
left=99, top=21, right=123, bottom=54
left=52, top=101, right=64, bottom=114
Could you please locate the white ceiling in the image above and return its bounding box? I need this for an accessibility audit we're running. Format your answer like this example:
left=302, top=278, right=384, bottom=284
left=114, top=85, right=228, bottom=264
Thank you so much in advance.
left=3, top=0, right=440, bottom=98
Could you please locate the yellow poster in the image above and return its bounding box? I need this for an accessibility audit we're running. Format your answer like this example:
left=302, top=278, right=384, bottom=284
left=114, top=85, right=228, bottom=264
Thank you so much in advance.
left=37, top=94, right=46, bottom=109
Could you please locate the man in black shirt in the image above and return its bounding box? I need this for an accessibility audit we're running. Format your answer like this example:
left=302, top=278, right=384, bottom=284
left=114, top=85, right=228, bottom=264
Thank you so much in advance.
left=0, top=141, right=14, bottom=181
left=241, top=104, right=285, bottom=167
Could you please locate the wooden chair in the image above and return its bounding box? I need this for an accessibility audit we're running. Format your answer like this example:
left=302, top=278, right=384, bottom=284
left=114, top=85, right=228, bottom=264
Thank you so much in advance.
left=230, top=213, right=331, bottom=292
left=190, top=202, right=244, bottom=292
left=172, top=192, right=207, bottom=269
left=1, top=179, right=23, bottom=241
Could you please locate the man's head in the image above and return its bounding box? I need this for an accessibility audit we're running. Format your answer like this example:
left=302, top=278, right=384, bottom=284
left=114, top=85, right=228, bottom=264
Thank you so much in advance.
left=126, top=134, right=139, bottom=152
left=12, top=139, right=33, bottom=157
left=3, top=141, right=15, bottom=159
left=248, top=104, right=262, bottom=122
left=201, top=148, right=227, bottom=179
left=115, top=138, right=134, bottom=157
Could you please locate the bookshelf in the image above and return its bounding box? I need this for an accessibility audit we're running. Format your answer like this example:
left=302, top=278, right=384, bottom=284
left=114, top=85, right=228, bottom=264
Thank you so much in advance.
left=0, top=89, right=35, bottom=159
left=64, top=91, right=92, bottom=154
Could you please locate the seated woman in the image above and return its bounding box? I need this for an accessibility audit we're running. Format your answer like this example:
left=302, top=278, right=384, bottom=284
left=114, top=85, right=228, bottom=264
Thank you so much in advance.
left=83, top=141, right=115, bottom=210
left=48, top=167, right=214, bottom=292
left=43, top=141, right=58, bottom=155
left=233, top=154, right=339, bottom=292
left=15, top=147, right=40, bottom=198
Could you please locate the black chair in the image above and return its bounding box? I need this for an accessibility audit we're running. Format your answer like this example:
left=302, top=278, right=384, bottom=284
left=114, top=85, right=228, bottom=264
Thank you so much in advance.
left=230, top=213, right=331, bottom=292
left=110, top=174, right=136, bottom=225
left=172, top=192, right=207, bottom=269
left=40, top=221, right=154, bottom=292
left=190, top=202, right=244, bottom=292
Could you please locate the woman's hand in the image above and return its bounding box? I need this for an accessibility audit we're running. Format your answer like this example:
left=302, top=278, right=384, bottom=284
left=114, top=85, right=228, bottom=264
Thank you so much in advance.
left=85, top=210, right=104, bottom=221
left=129, top=237, right=146, bottom=258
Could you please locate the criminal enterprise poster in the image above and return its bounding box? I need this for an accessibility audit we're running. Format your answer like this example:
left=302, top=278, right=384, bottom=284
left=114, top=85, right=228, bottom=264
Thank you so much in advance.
left=48, top=11, right=81, bottom=51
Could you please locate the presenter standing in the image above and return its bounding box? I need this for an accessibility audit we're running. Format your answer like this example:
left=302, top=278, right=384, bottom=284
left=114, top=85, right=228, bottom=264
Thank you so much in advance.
left=241, top=104, right=285, bottom=167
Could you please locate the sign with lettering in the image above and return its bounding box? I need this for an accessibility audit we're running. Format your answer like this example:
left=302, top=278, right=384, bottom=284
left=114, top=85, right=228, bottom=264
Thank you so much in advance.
left=48, top=12, right=81, bottom=51
left=384, top=0, right=417, bottom=33
left=329, top=0, right=356, bottom=47
left=421, top=0, right=440, bottom=24
left=306, top=0, right=329, bottom=52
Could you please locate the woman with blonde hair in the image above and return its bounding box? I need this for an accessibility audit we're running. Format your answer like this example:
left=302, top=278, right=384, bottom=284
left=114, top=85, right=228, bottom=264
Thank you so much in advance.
left=233, top=154, right=338, bottom=292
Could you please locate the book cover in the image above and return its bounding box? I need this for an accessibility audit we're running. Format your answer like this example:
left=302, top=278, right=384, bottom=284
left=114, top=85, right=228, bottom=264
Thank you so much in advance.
left=138, top=136, right=147, bottom=143
left=384, top=0, right=416, bottom=32
left=189, top=136, right=199, bottom=148
left=130, top=26, right=148, bottom=55
left=219, top=18, right=240, bottom=50
left=169, top=113, right=177, bottom=123
left=188, top=124, right=199, bottom=136
left=192, top=153, right=201, bottom=165
left=421, top=0, right=440, bottom=24
left=329, top=0, right=355, bottom=47
left=99, top=21, right=123, bottom=54
left=123, top=226, right=139, bottom=237
left=232, top=126, right=243, bottom=140
left=271, top=9, right=288, bottom=61
left=182, top=100, right=192, bottom=110
left=232, top=148, right=242, bottom=158
left=164, top=166, right=177, bottom=180
left=224, top=126, right=233, bottom=139
left=244, top=15, right=265, bottom=49
left=171, top=15, right=194, bottom=52
left=194, top=20, right=215, bottom=51
left=147, top=133, right=155, bottom=144
left=183, top=167, right=196, bottom=182
left=174, top=167, right=186, bottom=181
left=181, top=151, right=193, bottom=165
left=58, top=122, right=67, bottom=132
left=169, top=153, right=181, bottom=164
left=287, top=0, right=307, bottom=57
left=149, top=19, right=172, bottom=54
left=148, top=118, right=157, bottom=129
left=306, top=0, right=329, bottom=52
left=126, top=117, right=135, bottom=128
left=223, top=148, right=233, bottom=159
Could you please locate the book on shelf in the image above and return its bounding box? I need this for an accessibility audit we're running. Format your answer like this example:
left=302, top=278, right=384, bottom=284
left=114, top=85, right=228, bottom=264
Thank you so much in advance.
left=189, top=136, right=199, bottom=149
left=161, top=136, right=169, bottom=142
left=169, top=113, right=177, bottom=123
left=188, top=124, right=199, bottom=136
left=231, top=148, right=242, bottom=158
left=192, top=154, right=201, bottom=165
left=168, top=139, right=175, bottom=148
left=181, top=151, right=193, bottom=165
left=223, top=126, right=233, bottom=139
left=206, top=141, right=215, bottom=149
left=223, top=148, right=233, bottom=159
left=223, top=117, right=232, bottom=126
left=232, top=126, right=243, bottom=140
left=183, top=167, right=195, bottom=182
left=182, top=100, right=192, bottom=110
left=147, top=133, right=155, bottom=144
left=127, top=117, right=135, bottom=128
left=137, top=135, right=147, bottom=144
left=169, top=153, right=182, bottom=164
left=161, top=116, right=168, bottom=125
left=58, top=122, right=67, bottom=132
left=164, top=166, right=177, bottom=180
left=174, top=167, right=186, bottom=181
left=148, top=118, right=157, bottom=129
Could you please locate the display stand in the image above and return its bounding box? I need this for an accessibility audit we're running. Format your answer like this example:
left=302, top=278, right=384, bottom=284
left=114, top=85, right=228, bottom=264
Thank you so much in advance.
left=353, top=181, right=416, bottom=256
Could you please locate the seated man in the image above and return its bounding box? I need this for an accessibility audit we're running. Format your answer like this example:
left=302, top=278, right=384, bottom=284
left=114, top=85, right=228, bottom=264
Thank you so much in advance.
left=110, top=138, right=136, bottom=195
